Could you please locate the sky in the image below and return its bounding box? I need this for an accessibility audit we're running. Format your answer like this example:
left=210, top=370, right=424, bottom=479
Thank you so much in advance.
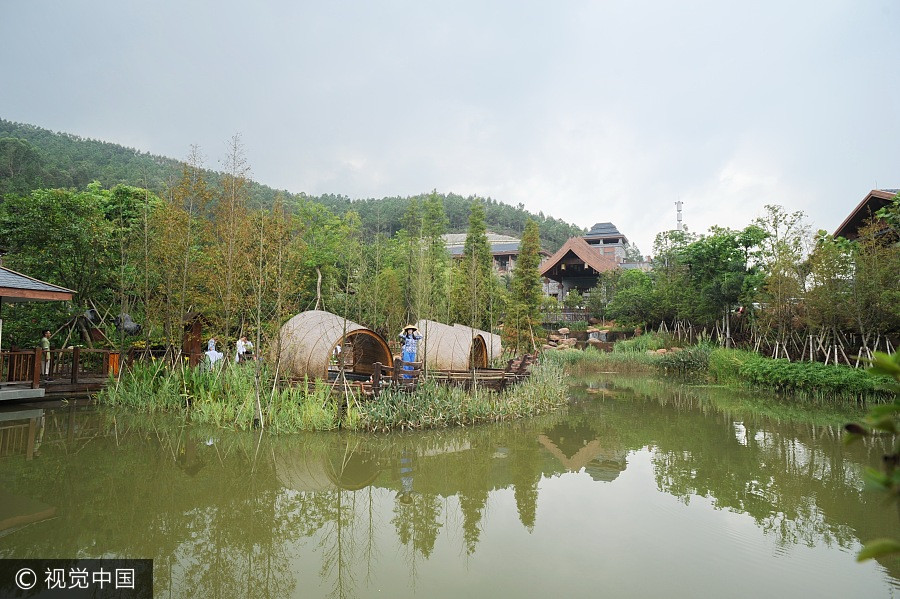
left=2, top=0, right=898, bottom=254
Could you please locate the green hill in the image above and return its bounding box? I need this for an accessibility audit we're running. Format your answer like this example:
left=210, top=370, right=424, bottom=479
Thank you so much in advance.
left=0, top=118, right=584, bottom=250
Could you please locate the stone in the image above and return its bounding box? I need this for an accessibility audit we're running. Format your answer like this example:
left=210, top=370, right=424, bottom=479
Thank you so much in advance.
left=558, top=327, right=570, bottom=335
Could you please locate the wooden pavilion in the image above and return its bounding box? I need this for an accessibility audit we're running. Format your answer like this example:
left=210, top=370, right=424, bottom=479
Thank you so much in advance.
left=0, top=266, right=75, bottom=401
left=539, top=236, right=619, bottom=300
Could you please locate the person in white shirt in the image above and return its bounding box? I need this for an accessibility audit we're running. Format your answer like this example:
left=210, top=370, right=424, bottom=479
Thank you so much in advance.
left=206, top=337, right=224, bottom=365
left=235, top=335, right=254, bottom=363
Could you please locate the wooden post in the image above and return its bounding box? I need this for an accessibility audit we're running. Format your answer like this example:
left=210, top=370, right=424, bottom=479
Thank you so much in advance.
left=372, top=362, right=382, bottom=397
left=393, top=356, right=402, bottom=385
left=32, top=347, right=41, bottom=389
left=102, top=350, right=109, bottom=377
left=71, top=347, right=80, bottom=385
left=26, top=417, right=36, bottom=461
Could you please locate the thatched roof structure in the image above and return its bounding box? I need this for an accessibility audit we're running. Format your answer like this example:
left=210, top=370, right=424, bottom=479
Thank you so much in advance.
left=454, top=324, right=502, bottom=360
left=416, top=319, right=488, bottom=371
left=278, top=310, right=392, bottom=379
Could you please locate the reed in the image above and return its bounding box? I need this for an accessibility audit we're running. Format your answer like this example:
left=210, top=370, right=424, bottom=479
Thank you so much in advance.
left=98, top=358, right=567, bottom=433
left=541, top=347, right=659, bottom=374
left=353, top=359, right=567, bottom=432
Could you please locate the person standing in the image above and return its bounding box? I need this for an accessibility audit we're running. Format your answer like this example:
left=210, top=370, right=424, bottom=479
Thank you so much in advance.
left=398, top=325, right=422, bottom=379
left=40, top=329, right=51, bottom=378
left=235, top=335, right=254, bottom=363
left=205, top=337, right=223, bottom=366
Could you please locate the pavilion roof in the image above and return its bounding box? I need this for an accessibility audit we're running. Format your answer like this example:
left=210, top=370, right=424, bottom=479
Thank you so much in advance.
left=0, top=266, right=75, bottom=302
left=539, top=236, right=619, bottom=277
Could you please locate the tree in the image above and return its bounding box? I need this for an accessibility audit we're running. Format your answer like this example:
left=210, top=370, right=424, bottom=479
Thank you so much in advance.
left=0, top=137, right=44, bottom=197
left=450, top=202, right=497, bottom=330
left=753, top=205, right=810, bottom=357
left=678, top=225, right=766, bottom=345
left=504, top=219, right=542, bottom=352
left=606, top=270, right=654, bottom=327
left=211, top=134, right=252, bottom=340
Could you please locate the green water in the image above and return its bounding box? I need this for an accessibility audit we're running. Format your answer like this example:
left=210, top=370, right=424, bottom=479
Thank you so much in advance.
left=1, top=376, right=898, bottom=598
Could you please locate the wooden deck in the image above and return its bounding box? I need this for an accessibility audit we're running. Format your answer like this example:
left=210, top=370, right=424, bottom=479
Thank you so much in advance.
left=1, top=348, right=116, bottom=399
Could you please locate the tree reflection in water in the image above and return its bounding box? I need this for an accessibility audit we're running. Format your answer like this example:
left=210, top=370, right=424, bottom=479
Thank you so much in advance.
left=0, top=380, right=898, bottom=596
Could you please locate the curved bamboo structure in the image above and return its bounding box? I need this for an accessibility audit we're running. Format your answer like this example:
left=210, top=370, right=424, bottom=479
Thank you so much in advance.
left=453, top=324, right=502, bottom=361
left=275, top=447, right=381, bottom=492
left=278, top=310, right=392, bottom=379
left=416, top=319, right=488, bottom=371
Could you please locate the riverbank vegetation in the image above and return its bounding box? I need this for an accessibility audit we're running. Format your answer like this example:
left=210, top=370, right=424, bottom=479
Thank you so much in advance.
left=585, top=203, right=899, bottom=362
left=544, top=336, right=895, bottom=404
left=97, top=358, right=566, bottom=433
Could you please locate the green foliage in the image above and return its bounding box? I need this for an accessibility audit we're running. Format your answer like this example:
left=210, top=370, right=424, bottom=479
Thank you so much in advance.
left=0, top=137, right=44, bottom=196
left=506, top=221, right=544, bottom=349
left=542, top=346, right=659, bottom=373
left=737, top=356, right=892, bottom=400
left=707, top=348, right=758, bottom=384
left=450, top=203, right=500, bottom=330
left=606, top=269, right=653, bottom=326
left=0, top=118, right=583, bottom=252
left=613, top=332, right=668, bottom=353
left=844, top=350, right=900, bottom=561
left=99, top=359, right=567, bottom=433
left=562, top=289, right=583, bottom=309
left=654, top=344, right=714, bottom=376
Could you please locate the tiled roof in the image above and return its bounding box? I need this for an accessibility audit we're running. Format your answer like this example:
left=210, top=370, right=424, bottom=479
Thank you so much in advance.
left=834, top=189, right=897, bottom=240
left=448, top=240, right=522, bottom=256
left=586, top=222, right=621, bottom=236
left=539, top=237, right=619, bottom=276
left=0, top=266, right=75, bottom=301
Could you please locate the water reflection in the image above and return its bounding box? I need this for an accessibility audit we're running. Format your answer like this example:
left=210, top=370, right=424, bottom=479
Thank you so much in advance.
left=0, top=378, right=898, bottom=598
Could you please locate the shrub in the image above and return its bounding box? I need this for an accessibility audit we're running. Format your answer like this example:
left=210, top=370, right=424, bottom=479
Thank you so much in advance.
left=654, top=343, right=713, bottom=376
left=613, top=332, right=669, bottom=353
left=707, top=348, right=758, bottom=384
left=737, top=357, right=893, bottom=401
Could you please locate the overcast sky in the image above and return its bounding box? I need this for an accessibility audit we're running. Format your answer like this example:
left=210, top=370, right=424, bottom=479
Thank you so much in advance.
left=2, top=0, right=898, bottom=253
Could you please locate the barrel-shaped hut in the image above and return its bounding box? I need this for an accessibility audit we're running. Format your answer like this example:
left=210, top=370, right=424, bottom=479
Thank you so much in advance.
left=453, top=324, right=502, bottom=361
left=416, top=319, right=488, bottom=371
left=278, top=310, right=392, bottom=380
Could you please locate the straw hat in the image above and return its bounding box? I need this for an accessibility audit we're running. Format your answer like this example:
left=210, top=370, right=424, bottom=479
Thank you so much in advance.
left=402, top=324, right=418, bottom=333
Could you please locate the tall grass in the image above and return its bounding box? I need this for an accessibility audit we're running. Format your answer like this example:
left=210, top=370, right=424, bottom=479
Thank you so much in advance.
left=356, top=359, right=567, bottom=432
left=99, top=362, right=343, bottom=432
left=613, top=332, right=670, bottom=353
left=98, top=359, right=567, bottom=433
left=542, top=346, right=659, bottom=374
left=654, top=343, right=714, bottom=376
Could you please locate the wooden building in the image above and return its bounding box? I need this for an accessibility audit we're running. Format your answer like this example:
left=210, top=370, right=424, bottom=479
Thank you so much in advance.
left=540, top=222, right=650, bottom=301
left=833, top=189, right=898, bottom=241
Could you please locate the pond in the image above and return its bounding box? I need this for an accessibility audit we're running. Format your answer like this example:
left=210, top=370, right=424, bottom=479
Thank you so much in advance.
left=1, top=376, right=898, bottom=598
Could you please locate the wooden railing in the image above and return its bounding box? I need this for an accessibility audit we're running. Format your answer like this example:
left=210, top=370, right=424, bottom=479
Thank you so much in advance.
left=1, top=348, right=121, bottom=389
left=541, top=309, right=589, bottom=324
left=1, top=349, right=42, bottom=388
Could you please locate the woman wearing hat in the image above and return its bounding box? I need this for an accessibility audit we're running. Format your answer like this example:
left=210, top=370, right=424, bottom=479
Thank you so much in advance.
left=399, top=324, right=422, bottom=378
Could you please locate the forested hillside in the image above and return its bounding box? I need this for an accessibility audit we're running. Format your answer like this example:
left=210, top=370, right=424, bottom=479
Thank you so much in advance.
left=0, top=119, right=583, bottom=250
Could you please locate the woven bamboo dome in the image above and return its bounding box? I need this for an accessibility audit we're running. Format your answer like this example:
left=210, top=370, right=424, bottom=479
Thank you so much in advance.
left=453, top=324, right=502, bottom=361
left=416, top=319, right=488, bottom=370
left=275, top=446, right=381, bottom=492
left=278, top=310, right=392, bottom=379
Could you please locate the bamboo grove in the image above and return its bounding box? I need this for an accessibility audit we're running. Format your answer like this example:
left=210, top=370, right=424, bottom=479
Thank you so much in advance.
left=0, top=136, right=547, bottom=356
